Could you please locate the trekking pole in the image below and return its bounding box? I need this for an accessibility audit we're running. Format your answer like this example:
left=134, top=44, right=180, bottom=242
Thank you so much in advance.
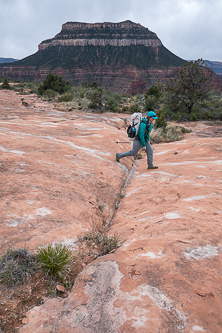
left=115, top=141, right=131, bottom=144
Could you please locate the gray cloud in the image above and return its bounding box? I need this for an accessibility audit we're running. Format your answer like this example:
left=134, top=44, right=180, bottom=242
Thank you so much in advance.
left=0, top=0, right=222, bottom=61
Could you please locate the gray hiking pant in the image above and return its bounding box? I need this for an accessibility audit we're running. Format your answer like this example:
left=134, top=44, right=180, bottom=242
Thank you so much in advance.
left=117, top=139, right=153, bottom=167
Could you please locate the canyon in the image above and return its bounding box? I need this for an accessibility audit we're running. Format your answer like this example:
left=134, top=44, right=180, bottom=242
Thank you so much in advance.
left=0, top=89, right=222, bottom=332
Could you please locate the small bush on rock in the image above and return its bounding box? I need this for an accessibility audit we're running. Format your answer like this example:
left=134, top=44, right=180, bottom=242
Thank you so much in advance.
left=57, top=92, right=74, bottom=102
left=129, top=103, right=140, bottom=114
left=42, top=89, right=58, bottom=101
left=37, top=243, right=74, bottom=277
left=150, top=125, right=191, bottom=144
left=0, top=248, right=38, bottom=286
left=79, top=231, right=120, bottom=256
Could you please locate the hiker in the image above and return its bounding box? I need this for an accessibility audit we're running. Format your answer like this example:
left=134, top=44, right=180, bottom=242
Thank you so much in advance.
left=116, top=111, right=158, bottom=170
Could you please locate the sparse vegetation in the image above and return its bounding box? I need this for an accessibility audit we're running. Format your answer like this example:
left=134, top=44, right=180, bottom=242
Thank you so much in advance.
left=56, top=91, right=74, bottom=102
left=129, top=103, right=141, bottom=114
left=2, top=59, right=222, bottom=132
left=79, top=229, right=120, bottom=256
left=42, top=89, right=58, bottom=101
left=0, top=248, right=38, bottom=286
left=150, top=125, right=192, bottom=144
left=1, top=78, right=11, bottom=90
left=12, top=81, right=39, bottom=94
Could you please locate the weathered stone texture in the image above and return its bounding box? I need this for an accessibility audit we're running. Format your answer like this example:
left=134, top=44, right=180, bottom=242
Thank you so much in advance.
left=39, top=20, right=161, bottom=50
left=1, top=90, right=222, bottom=333
left=38, top=38, right=162, bottom=50
left=22, top=128, right=222, bottom=332
left=0, top=90, right=130, bottom=253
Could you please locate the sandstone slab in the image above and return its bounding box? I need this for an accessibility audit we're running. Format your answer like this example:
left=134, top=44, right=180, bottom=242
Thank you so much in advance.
left=1, top=90, right=222, bottom=333
left=0, top=90, right=130, bottom=253
left=21, top=120, right=222, bottom=332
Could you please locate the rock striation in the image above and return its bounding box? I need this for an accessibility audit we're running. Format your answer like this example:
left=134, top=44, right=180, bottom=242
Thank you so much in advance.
left=38, top=21, right=162, bottom=50
left=0, top=21, right=187, bottom=93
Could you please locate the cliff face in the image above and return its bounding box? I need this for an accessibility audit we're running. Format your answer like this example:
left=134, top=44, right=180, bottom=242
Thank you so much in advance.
left=0, top=20, right=187, bottom=93
left=204, top=60, right=222, bottom=75
left=38, top=20, right=162, bottom=50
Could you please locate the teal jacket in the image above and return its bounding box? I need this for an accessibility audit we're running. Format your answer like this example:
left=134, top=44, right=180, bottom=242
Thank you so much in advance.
left=138, top=118, right=152, bottom=147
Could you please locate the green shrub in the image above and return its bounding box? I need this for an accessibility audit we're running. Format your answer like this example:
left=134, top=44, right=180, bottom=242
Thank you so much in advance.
left=145, top=85, right=161, bottom=99
left=121, top=106, right=129, bottom=112
left=163, top=107, right=173, bottom=119
left=144, top=95, right=157, bottom=111
left=172, top=112, right=183, bottom=122
left=37, top=243, right=74, bottom=277
left=129, top=103, right=140, bottom=114
left=12, top=81, right=39, bottom=94
left=38, top=73, right=72, bottom=95
left=107, top=98, right=119, bottom=112
left=180, top=126, right=192, bottom=133
left=43, top=89, right=58, bottom=100
left=29, top=83, right=39, bottom=94
left=188, top=112, right=200, bottom=121
left=155, top=109, right=167, bottom=128
left=91, top=81, right=99, bottom=89
left=79, top=91, right=85, bottom=98
left=57, top=92, right=74, bottom=102
left=192, top=106, right=201, bottom=114
left=88, top=87, right=104, bottom=109
left=1, top=78, right=11, bottom=90
left=202, top=110, right=215, bottom=120
left=0, top=248, right=38, bottom=286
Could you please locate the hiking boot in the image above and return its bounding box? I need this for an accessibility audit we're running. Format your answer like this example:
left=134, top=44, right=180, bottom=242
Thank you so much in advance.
left=148, top=166, right=158, bottom=169
left=116, top=153, right=120, bottom=162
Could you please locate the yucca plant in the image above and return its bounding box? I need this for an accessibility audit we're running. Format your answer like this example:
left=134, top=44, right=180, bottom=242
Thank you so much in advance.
left=37, top=243, right=74, bottom=277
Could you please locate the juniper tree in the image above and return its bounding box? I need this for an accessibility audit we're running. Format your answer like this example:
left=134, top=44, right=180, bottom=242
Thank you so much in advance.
left=167, top=59, right=212, bottom=114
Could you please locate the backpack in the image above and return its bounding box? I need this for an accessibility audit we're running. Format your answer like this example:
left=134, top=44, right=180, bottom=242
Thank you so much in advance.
left=127, top=112, right=142, bottom=140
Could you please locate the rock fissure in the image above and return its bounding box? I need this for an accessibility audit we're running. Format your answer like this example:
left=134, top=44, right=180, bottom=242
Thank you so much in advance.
left=105, top=162, right=138, bottom=229
left=1, top=91, right=222, bottom=332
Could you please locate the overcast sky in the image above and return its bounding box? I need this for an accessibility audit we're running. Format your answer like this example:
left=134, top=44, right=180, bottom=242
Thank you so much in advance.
left=0, top=0, right=222, bottom=62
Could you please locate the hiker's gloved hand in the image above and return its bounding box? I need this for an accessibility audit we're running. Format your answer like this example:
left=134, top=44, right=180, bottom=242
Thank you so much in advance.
left=142, top=146, right=146, bottom=151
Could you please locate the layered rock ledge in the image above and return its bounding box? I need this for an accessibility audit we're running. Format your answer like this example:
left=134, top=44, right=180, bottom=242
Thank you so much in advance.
left=38, top=38, right=162, bottom=50
left=38, top=20, right=162, bottom=50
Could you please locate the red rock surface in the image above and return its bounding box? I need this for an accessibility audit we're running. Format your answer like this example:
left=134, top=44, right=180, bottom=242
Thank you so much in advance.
left=0, top=90, right=130, bottom=253
left=1, top=91, right=222, bottom=332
